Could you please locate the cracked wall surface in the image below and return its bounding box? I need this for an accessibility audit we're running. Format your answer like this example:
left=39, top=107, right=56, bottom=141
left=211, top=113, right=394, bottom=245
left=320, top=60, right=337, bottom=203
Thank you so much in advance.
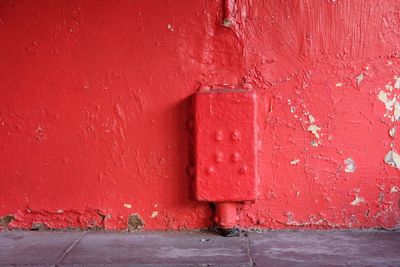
left=0, top=0, right=400, bottom=230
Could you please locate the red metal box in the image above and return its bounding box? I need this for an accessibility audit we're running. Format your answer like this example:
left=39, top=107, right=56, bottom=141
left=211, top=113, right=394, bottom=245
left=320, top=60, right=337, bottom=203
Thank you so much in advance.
left=194, top=89, right=258, bottom=202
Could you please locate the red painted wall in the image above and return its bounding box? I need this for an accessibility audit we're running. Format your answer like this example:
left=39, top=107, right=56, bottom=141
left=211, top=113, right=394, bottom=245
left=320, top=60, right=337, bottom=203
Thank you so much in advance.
left=1, top=0, right=400, bottom=230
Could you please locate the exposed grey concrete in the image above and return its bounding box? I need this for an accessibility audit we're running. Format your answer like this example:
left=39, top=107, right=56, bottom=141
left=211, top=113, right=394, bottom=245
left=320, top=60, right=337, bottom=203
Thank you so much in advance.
left=0, top=230, right=399, bottom=266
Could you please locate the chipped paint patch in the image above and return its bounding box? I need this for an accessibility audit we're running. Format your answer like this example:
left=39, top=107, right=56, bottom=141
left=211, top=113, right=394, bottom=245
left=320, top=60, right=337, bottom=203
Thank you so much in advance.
left=287, top=103, right=323, bottom=145
left=378, top=192, right=385, bottom=202
left=127, top=214, right=144, bottom=231
left=151, top=211, right=158, bottom=218
left=167, top=24, right=174, bottom=32
left=390, top=186, right=399, bottom=193
left=308, top=114, right=315, bottom=124
left=335, top=82, right=343, bottom=87
left=307, top=125, right=321, bottom=138
left=377, top=79, right=400, bottom=125
left=344, top=158, right=356, bottom=173
left=385, top=83, right=394, bottom=92
left=290, top=159, right=300, bottom=165
left=124, top=203, right=132, bottom=209
left=310, top=140, right=319, bottom=147
left=350, top=196, right=366, bottom=206
left=384, top=150, right=400, bottom=169
left=356, top=73, right=364, bottom=85
left=389, top=127, right=396, bottom=137
left=378, top=91, right=396, bottom=111
left=395, top=76, right=400, bottom=89
left=0, top=215, right=14, bottom=230
left=395, top=102, right=400, bottom=121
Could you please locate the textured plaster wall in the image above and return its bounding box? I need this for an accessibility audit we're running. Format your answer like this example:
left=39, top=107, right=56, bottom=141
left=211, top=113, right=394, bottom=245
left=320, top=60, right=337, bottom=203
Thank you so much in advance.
left=0, top=0, right=400, bottom=230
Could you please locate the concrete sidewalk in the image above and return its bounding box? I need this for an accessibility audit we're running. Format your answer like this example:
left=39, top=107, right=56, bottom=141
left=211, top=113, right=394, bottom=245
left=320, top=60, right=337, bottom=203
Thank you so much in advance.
left=0, top=230, right=399, bottom=266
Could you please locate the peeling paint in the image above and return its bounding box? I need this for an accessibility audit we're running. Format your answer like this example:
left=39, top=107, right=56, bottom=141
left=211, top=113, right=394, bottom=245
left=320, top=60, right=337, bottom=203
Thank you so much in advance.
left=335, top=82, right=343, bottom=87
left=344, top=158, right=356, bottom=173
left=378, top=91, right=396, bottom=111
left=31, top=222, right=49, bottom=231
left=356, top=73, right=364, bottom=85
left=395, top=77, right=400, bottom=89
left=377, top=78, right=400, bottom=124
left=4, top=209, right=106, bottom=230
left=127, top=214, right=144, bottom=231
left=390, top=186, right=399, bottom=193
left=389, top=127, right=396, bottom=137
left=1, top=0, right=400, bottom=231
left=384, top=150, right=400, bottom=169
left=378, top=192, right=385, bottom=202
left=290, top=159, right=300, bottom=165
left=0, top=215, right=14, bottom=230
left=310, top=140, right=319, bottom=147
left=308, top=114, right=315, bottom=124
left=151, top=211, right=158, bottom=218
left=124, top=203, right=132, bottom=209
left=395, top=102, right=400, bottom=121
left=307, top=125, right=321, bottom=139
left=351, top=196, right=366, bottom=206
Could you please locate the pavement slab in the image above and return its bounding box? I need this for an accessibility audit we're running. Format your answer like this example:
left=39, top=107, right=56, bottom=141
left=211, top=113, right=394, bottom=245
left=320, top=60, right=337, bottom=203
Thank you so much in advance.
left=0, top=231, right=82, bottom=266
left=0, top=230, right=399, bottom=266
left=248, top=231, right=400, bottom=266
left=59, top=231, right=250, bottom=266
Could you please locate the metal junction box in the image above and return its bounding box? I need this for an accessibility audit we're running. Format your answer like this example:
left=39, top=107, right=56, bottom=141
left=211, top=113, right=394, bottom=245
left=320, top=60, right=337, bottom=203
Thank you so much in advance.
left=194, top=89, right=258, bottom=202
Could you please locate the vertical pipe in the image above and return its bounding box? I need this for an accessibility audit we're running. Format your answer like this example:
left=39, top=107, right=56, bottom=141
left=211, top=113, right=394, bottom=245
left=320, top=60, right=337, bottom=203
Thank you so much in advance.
left=214, top=202, right=238, bottom=229
left=223, top=0, right=235, bottom=27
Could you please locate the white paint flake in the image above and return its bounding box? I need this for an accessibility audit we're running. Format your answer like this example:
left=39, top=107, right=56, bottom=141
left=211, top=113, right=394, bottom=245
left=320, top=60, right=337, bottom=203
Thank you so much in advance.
left=124, top=203, right=132, bottom=209
left=350, top=195, right=365, bottom=206
left=167, top=24, right=174, bottom=32
left=308, top=114, right=315, bottom=124
left=378, top=91, right=396, bottom=111
left=390, top=186, right=399, bottom=193
left=308, top=125, right=321, bottom=138
left=389, top=127, right=396, bottom=137
left=377, top=86, right=400, bottom=122
left=384, top=150, right=400, bottom=169
left=151, top=211, right=158, bottom=218
left=356, top=73, right=364, bottom=85
left=306, top=113, right=321, bottom=139
left=344, top=158, right=356, bottom=173
left=290, top=159, right=300, bottom=165
left=395, top=77, right=400, bottom=89
left=336, top=82, right=343, bottom=87
left=386, top=83, right=394, bottom=92
left=395, top=102, right=400, bottom=121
